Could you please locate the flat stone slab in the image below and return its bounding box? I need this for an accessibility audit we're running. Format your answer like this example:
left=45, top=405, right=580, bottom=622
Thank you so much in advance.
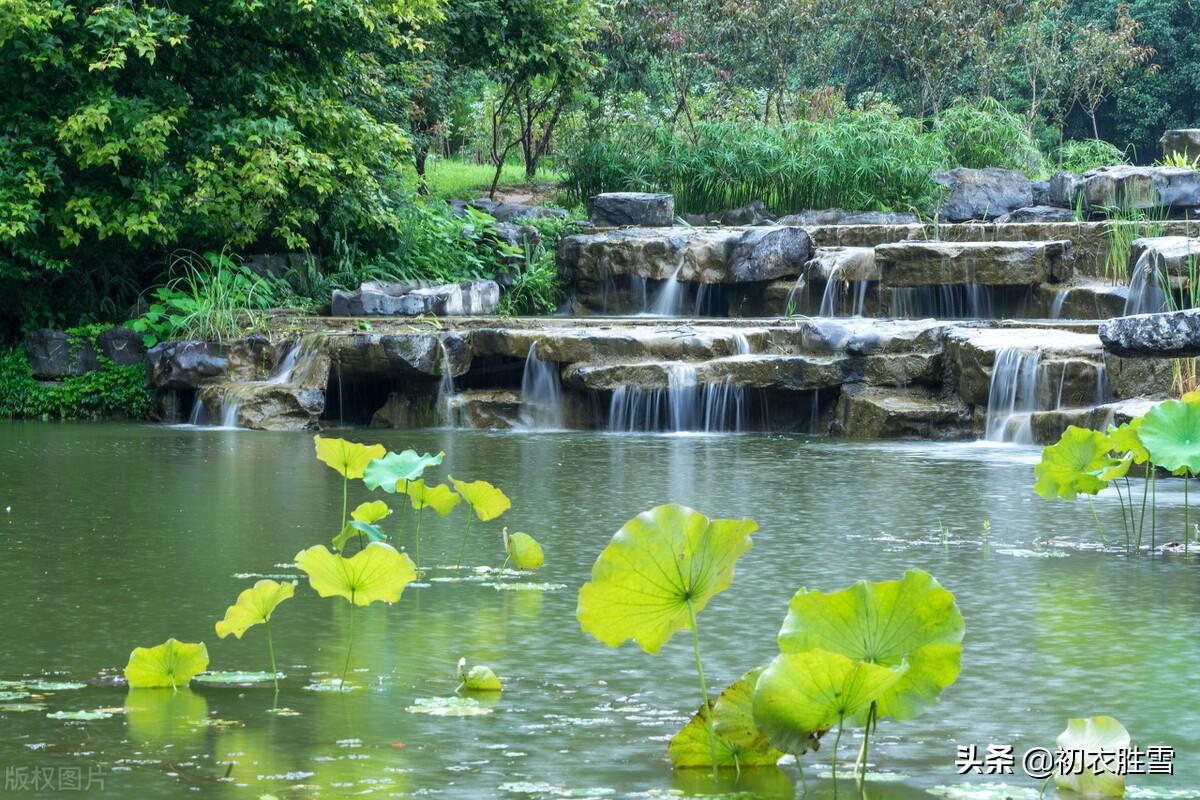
left=836, top=386, right=971, bottom=439
left=1078, top=166, right=1200, bottom=212
left=1130, top=236, right=1200, bottom=276
left=778, top=209, right=919, bottom=226
left=588, top=192, right=675, bottom=228
left=804, top=247, right=879, bottom=283
left=331, top=280, right=498, bottom=317
left=876, top=240, right=1073, bottom=287
left=944, top=326, right=1106, bottom=406
left=562, top=354, right=851, bottom=392
left=557, top=225, right=812, bottom=285
left=1100, top=309, right=1200, bottom=358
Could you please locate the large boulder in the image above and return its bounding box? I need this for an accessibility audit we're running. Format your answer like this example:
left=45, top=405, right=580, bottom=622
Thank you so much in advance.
left=876, top=240, right=1073, bottom=287
left=487, top=203, right=568, bottom=223
left=994, top=206, right=1077, bottom=224
left=1077, top=166, right=1200, bottom=213
left=331, top=280, right=499, bottom=317
left=778, top=209, right=920, bottom=226
left=1100, top=309, right=1200, bottom=358
left=198, top=383, right=324, bottom=431
left=1160, top=130, right=1200, bottom=163
left=1129, top=236, right=1200, bottom=276
left=935, top=168, right=1033, bottom=221
left=23, top=329, right=99, bottom=378
left=588, top=192, right=675, bottom=227
left=96, top=326, right=146, bottom=366
left=146, top=341, right=229, bottom=389
left=1047, top=172, right=1080, bottom=208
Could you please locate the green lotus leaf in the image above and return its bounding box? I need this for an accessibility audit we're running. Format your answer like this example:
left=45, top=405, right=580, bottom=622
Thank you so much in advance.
left=1055, top=715, right=1130, bottom=798
left=124, top=638, right=210, bottom=689
left=363, top=450, right=445, bottom=492
left=215, top=579, right=295, bottom=639
left=404, top=479, right=461, bottom=516
left=753, top=650, right=908, bottom=755
left=1139, top=399, right=1200, bottom=475
left=1034, top=426, right=1113, bottom=500
left=577, top=504, right=757, bottom=654
left=449, top=477, right=512, bottom=521
left=314, top=436, right=386, bottom=480
left=457, top=658, right=502, bottom=692
left=1108, top=418, right=1149, bottom=465
left=668, top=667, right=783, bottom=769
left=294, top=542, right=416, bottom=606
left=1097, top=452, right=1134, bottom=482
left=332, top=520, right=387, bottom=552
left=351, top=500, right=392, bottom=524
left=778, top=568, right=963, bottom=723
left=505, top=530, right=544, bottom=570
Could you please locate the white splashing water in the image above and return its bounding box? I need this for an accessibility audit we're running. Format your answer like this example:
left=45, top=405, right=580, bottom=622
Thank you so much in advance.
left=518, top=342, right=564, bottom=429
left=1123, top=252, right=1168, bottom=316
left=1049, top=289, right=1070, bottom=319
left=647, top=254, right=688, bottom=316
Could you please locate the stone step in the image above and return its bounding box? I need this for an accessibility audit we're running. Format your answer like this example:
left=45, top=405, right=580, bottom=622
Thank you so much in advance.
left=562, top=354, right=853, bottom=392
left=835, top=385, right=972, bottom=440
left=877, top=240, right=1073, bottom=288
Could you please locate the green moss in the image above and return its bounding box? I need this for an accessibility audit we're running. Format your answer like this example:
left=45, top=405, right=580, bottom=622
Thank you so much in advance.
left=0, top=349, right=151, bottom=421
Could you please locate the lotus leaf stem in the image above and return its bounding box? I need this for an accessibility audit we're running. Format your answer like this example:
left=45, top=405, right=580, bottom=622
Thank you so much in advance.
left=266, top=619, right=279, bottom=693
left=1086, top=496, right=1106, bottom=545
left=855, top=701, right=875, bottom=781
left=685, top=597, right=717, bottom=777
left=341, top=474, right=348, bottom=531
left=414, top=505, right=424, bottom=569
left=456, top=514, right=474, bottom=569
left=1185, top=475, right=1190, bottom=555
left=341, top=598, right=356, bottom=692
left=831, top=715, right=845, bottom=786
left=1113, top=480, right=1130, bottom=550
left=1138, top=471, right=1150, bottom=550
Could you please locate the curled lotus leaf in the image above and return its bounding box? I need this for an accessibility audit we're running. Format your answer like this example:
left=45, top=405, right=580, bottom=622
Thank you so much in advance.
left=449, top=477, right=511, bottom=521
left=1055, top=715, right=1131, bottom=798
left=351, top=500, right=392, bottom=524
left=332, top=520, right=387, bottom=553
left=124, top=639, right=210, bottom=690
left=1139, top=399, right=1200, bottom=475
left=668, top=667, right=783, bottom=769
left=1107, top=418, right=1149, bottom=465
left=753, top=650, right=908, bottom=755
left=1097, top=452, right=1134, bottom=482
left=778, top=569, right=963, bottom=724
left=295, top=542, right=416, bottom=606
left=504, top=530, right=544, bottom=570
left=457, top=658, right=502, bottom=692
left=363, top=450, right=445, bottom=493
left=404, top=479, right=461, bottom=515
left=1034, top=426, right=1113, bottom=500
left=215, top=579, right=295, bottom=639
left=313, top=436, right=385, bottom=479
left=577, top=504, right=757, bottom=654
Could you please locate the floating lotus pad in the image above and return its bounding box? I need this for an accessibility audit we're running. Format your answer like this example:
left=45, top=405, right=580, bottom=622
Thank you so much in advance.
left=124, top=639, right=210, bottom=690
left=193, top=671, right=285, bottom=686
left=406, top=696, right=495, bottom=716
left=363, top=449, right=444, bottom=492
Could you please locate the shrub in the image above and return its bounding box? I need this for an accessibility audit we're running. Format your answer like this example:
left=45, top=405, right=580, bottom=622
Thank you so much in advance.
left=0, top=349, right=151, bottom=420
left=933, top=98, right=1044, bottom=175
left=1055, top=139, right=1129, bottom=174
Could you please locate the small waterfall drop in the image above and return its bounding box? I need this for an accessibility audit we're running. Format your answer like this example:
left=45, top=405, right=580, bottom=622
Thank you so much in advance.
left=984, top=348, right=1043, bottom=442
left=818, top=267, right=869, bottom=317
left=608, top=363, right=747, bottom=433
left=518, top=343, right=565, bottom=429
left=213, top=333, right=324, bottom=429
left=647, top=255, right=688, bottom=316
left=435, top=340, right=461, bottom=428
left=187, top=396, right=206, bottom=425
left=1123, top=252, right=1167, bottom=316
left=730, top=332, right=751, bottom=356
left=1049, top=289, right=1070, bottom=319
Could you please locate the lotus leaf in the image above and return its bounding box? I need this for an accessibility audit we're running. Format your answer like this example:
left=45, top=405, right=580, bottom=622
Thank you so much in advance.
left=215, top=580, right=294, bottom=639
left=505, top=530, right=544, bottom=570
left=363, top=450, right=445, bottom=493
left=352, top=500, right=392, bottom=524
left=457, top=658, right=502, bottom=692
left=124, top=639, right=210, bottom=690
left=295, top=543, right=416, bottom=606
left=193, top=671, right=283, bottom=686
left=46, top=709, right=113, bottom=721
left=406, top=696, right=495, bottom=716
left=752, top=650, right=907, bottom=755
left=1097, top=452, right=1134, bottom=482
left=777, top=569, right=963, bottom=723
left=577, top=504, right=757, bottom=654
left=1055, top=715, right=1130, bottom=797
left=668, top=668, right=783, bottom=769
left=449, top=477, right=511, bottom=521
left=314, top=436, right=385, bottom=479
left=404, top=479, right=461, bottom=515
left=1139, top=399, right=1200, bottom=475
left=1108, top=418, right=1149, bottom=465
left=332, top=520, right=387, bottom=553
left=1034, top=426, right=1113, bottom=500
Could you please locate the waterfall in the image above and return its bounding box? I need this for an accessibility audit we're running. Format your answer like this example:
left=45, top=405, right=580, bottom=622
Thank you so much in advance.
left=187, top=396, right=206, bottom=425
left=1123, top=252, right=1167, bottom=316
left=701, top=376, right=745, bottom=432
left=1049, top=289, right=1070, bottom=319
left=984, top=348, right=1044, bottom=442
left=818, top=266, right=869, bottom=317
left=890, top=284, right=996, bottom=319
left=207, top=334, right=325, bottom=429
left=435, top=340, right=461, bottom=428
left=608, top=363, right=747, bottom=432
left=518, top=342, right=565, bottom=429
left=783, top=276, right=808, bottom=316
left=730, top=332, right=751, bottom=355
left=647, top=255, right=688, bottom=316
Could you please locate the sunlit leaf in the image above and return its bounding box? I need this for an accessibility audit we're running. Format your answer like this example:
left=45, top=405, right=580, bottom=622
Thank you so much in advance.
left=1034, top=426, right=1113, bottom=500
left=1107, top=418, right=1149, bottom=465
left=332, top=521, right=387, bottom=553
left=314, top=436, right=386, bottom=479
left=504, top=530, right=544, bottom=570
left=215, top=579, right=295, bottom=639
left=457, top=657, right=502, bottom=692
left=753, top=650, right=907, bottom=755
left=294, top=542, right=416, bottom=606
left=363, top=450, right=445, bottom=492
left=1097, top=452, right=1134, bottom=482
left=1055, top=715, right=1131, bottom=798
left=449, top=477, right=511, bottom=521
left=124, top=639, right=210, bottom=689
left=668, top=667, right=783, bottom=769
left=777, top=569, right=963, bottom=723
left=577, top=504, right=757, bottom=654
left=351, top=500, right=392, bottom=524
left=1139, top=399, right=1200, bottom=475
left=404, top=479, right=461, bottom=515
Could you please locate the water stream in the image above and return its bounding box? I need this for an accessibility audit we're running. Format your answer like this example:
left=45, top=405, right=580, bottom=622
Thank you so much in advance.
left=518, top=342, right=564, bottom=429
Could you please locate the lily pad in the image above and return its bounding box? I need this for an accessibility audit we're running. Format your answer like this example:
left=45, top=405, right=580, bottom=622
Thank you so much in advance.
left=1055, top=715, right=1131, bottom=798
left=752, top=650, right=906, bottom=755
left=124, top=638, right=210, bottom=690
left=777, top=568, right=963, bottom=723
left=47, top=709, right=113, bottom=721
left=406, top=696, right=495, bottom=716
left=26, top=681, right=87, bottom=691
left=0, top=690, right=30, bottom=701
left=505, top=530, right=544, bottom=570
left=1139, top=399, right=1200, bottom=475
left=193, top=671, right=285, bottom=686
left=668, top=668, right=783, bottom=769
left=215, top=579, right=295, bottom=639
left=314, top=436, right=386, bottom=479
left=577, top=504, right=757, bottom=654
left=458, top=658, right=503, bottom=692
left=404, top=479, right=461, bottom=516
left=490, top=582, right=566, bottom=592
left=295, top=542, right=416, bottom=606
left=1034, top=426, right=1113, bottom=500
left=0, top=703, right=46, bottom=712
left=352, top=500, right=392, bottom=524
left=363, top=449, right=445, bottom=492
left=449, top=477, right=511, bottom=521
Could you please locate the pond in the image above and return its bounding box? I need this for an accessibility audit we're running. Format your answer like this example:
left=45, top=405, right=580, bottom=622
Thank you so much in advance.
left=1, top=422, right=1197, bottom=798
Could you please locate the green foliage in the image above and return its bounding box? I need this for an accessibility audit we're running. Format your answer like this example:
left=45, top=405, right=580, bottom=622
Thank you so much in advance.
left=668, top=668, right=784, bottom=769
left=1034, top=426, right=1114, bottom=499
left=124, top=639, right=210, bottom=690
left=405, top=158, right=565, bottom=201
left=0, top=349, right=150, bottom=420
left=563, top=111, right=951, bottom=214
left=933, top=98, right=1043, bottom=174
left=1056, top=139, right=1129, bottom=173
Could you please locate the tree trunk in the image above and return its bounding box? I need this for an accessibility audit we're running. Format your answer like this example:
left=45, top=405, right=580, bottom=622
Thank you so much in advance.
left=414, top=147, right=429, bottom=196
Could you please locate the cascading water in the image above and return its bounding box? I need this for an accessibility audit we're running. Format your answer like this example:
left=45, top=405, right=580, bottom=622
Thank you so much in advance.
left=647, top=255, right=688, bottom=316
left=1049, top=289, right=1070, bottom=319
left=187, top=396, right=206, bottom=425
left=729, top=332, right=751, bottom=356
left=818, top=266, right=869, bottom=317
left=435, top=340, right=461, bottom=428
left=890, top=284, right=996, bottom=319
left=608, top=363, right=748, bottom=433
left=215, top=334, right=324, bottom=429
left=518, top=342, right=565, bottom=429
left=983, top=347, right=1044, bottom=443
left=1123, top=252, right=1168, bottom=316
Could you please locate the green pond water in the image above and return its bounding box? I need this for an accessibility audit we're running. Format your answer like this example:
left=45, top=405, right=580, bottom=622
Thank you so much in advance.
left=1, top=422, right=1198, bottom=799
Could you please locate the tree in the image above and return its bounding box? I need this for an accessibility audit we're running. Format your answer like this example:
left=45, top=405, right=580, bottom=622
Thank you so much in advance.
left=1071, top=4, right=1157, bottom=139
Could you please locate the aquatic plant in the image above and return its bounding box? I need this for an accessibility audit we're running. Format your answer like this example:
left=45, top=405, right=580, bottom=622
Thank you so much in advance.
left=668, top=668, right=783, bottom=772
left=332, top=499, right=393, bottom=553
left=449, top=476, right=511, bottom=567
left=577, top=504, right=757, bottom=772
left=456, top=657, right=502, bottom=693
left=362, top=449, right=445, bottom=494
left=295, top=542, right=417, bottom=688
left=759, top=569, right=964, bottom=780
left=1139, top=398, right=1200, bottom=550
left=402, top=479, right=461, bottom=567
left=1034, top=426, right=1121, bottom=544
left=313, top=436, right=386, bottom=530
left=1055, top=716, right=1130, bottom=797
left=503, top=528, right=544, bottom=570
left=214, top=579, right=295, bottom=691
left=124, top=638, right=210, bottom=690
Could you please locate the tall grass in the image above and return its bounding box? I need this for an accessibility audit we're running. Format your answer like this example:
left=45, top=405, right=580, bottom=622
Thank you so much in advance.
left=1102, top=201, right=1167, bottom=284
left=403, top=157, right=565, bottom=201
left=1056, top=139, right=1129, bottom=174
left=933, top=98, right=1042, bottom=174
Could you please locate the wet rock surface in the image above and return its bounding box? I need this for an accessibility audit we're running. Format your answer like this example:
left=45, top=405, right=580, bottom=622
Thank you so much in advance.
left=23, top=329, right=98, bottom=379
left=1100, top=309, right=1200, bottom=358
left=876, top=240, right=1073, bottom=287
left=935, top=167, right=1033, bottom=221
left=588, top=192, right=675, bottom=228
left=331, top=280, right=499, bottom=317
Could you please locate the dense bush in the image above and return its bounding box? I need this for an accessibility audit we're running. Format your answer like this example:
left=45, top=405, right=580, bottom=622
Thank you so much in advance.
left=933, top=99, right=1044, bottom=175
left=563, top=110, right=952, bottom=214
left=1054, top=139, right=1130, bottom=174
left=0, top=349, right=151, bottom=420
